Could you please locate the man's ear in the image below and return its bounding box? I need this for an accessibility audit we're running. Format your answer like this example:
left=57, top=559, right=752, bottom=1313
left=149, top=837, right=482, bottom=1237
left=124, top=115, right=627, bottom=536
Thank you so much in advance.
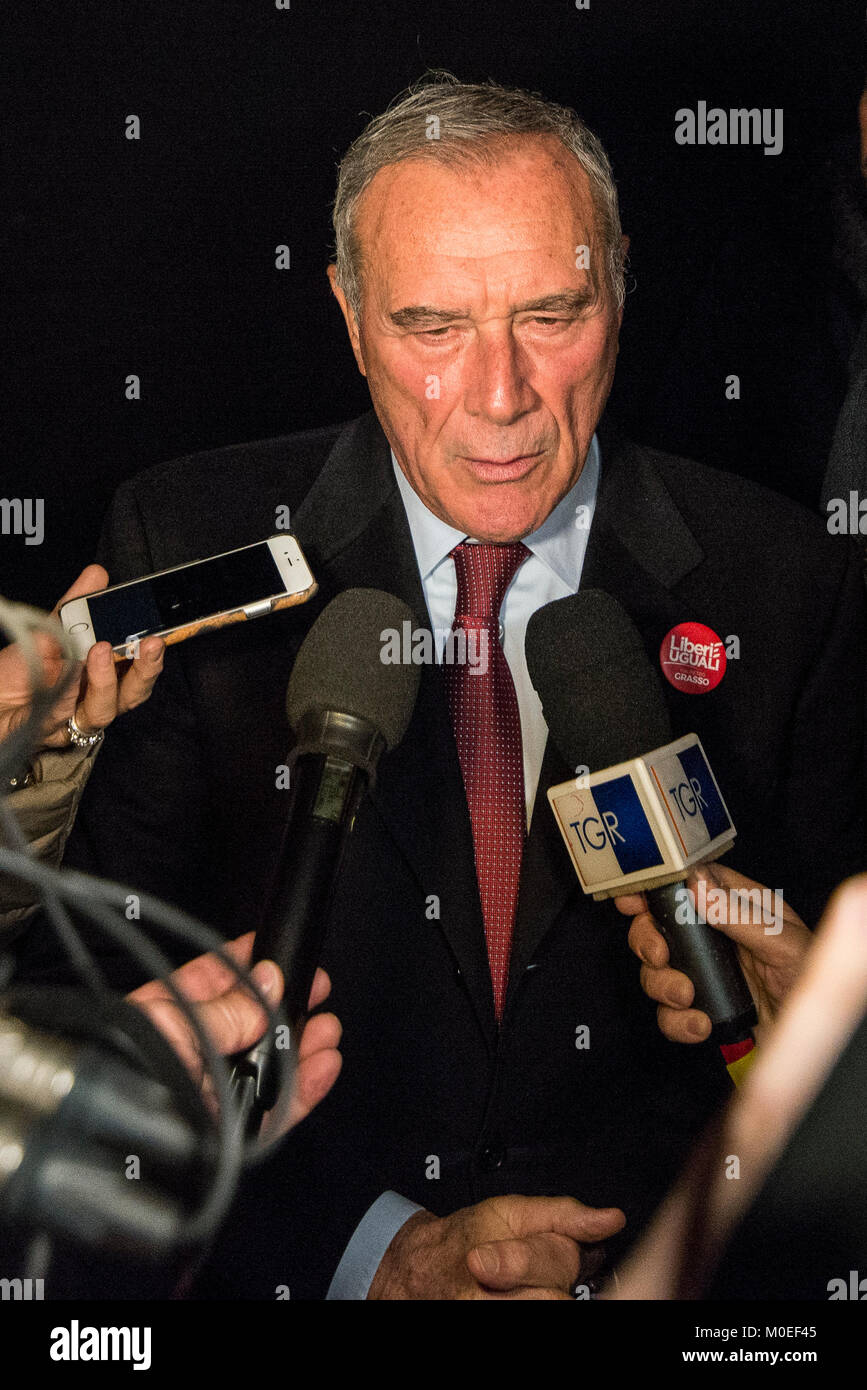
left=327, top=263, right=367, bottom=377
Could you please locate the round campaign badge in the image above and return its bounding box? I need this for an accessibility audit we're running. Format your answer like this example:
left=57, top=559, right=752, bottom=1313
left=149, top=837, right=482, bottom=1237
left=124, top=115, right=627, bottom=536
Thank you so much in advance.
left=659, top=621, right=726, bottom=694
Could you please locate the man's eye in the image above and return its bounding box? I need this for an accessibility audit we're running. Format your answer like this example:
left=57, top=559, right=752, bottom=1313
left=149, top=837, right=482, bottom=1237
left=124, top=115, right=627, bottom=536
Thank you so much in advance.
left=418, top=327, right=454, bottom=338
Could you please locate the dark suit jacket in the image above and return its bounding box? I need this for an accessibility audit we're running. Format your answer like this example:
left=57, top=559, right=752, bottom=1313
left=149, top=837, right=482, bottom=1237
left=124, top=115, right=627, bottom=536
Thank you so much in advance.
left=16, top=410, right=867, bottom=1298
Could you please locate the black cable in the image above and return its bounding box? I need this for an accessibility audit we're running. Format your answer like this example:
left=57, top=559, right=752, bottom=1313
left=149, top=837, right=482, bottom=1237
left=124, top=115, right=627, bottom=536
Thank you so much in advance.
left=0, top=796, right=108, bottom=993
left=0, top=846, right=296, bottom=1249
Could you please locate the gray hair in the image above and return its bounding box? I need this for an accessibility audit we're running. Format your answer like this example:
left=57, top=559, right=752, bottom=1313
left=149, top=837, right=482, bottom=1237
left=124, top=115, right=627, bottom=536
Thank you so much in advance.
left=332, top=71, right=626, bottom=321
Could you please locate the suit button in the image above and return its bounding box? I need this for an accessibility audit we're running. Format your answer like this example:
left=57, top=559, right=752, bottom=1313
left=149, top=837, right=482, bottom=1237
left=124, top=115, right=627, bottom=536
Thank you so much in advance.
left=478, top=1142, right=506, bottom=1171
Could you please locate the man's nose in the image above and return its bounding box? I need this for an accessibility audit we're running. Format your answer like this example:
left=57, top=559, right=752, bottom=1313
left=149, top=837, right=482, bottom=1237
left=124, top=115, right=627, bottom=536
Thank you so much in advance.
left=463, top=324, right=537, bottom=424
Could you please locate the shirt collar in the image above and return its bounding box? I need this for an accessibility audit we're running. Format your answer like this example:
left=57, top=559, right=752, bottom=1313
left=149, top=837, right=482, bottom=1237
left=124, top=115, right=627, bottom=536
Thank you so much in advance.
left=391, top=435, right=601, bottom=590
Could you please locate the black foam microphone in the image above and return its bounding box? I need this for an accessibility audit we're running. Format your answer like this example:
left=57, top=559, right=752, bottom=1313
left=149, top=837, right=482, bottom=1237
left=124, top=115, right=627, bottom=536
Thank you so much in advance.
left=239, top=588, right=421, bottom=1119
left=525, top=589, right=757, bottom=1045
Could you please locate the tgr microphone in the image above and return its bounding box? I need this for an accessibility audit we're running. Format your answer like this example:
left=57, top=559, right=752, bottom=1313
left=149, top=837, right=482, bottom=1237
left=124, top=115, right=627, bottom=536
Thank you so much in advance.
left=239, top=588, right=421, bottom=1120
left=525, top=589, right=757, bottom=1045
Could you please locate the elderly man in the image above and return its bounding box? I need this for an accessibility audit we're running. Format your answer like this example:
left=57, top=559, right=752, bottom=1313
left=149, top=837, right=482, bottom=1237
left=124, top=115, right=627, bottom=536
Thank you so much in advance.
left=14, top=73, right=866, bottom=1299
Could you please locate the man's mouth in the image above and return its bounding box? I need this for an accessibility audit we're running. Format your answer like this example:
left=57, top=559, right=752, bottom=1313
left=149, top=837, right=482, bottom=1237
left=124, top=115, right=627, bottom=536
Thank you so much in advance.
left=460, top=452, right=544, bottom=482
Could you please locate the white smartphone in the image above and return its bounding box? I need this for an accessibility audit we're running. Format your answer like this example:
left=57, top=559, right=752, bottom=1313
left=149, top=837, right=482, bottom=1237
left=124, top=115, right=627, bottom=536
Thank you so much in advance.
left=60, top=534, right=317, bottom=661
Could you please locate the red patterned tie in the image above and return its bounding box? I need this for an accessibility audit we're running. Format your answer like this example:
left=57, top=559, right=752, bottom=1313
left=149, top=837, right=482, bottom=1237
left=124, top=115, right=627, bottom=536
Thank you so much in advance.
left=443, top=541, right=530, bottom=1020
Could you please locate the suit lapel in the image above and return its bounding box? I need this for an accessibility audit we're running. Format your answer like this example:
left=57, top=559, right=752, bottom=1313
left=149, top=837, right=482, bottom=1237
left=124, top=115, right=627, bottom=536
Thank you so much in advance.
left=291, top=413, right=497, bottom=1045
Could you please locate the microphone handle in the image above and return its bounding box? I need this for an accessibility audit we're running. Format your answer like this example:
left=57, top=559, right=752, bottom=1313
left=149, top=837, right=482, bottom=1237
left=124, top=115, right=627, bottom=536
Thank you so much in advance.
left=646, top=882, right=757, bottom=1045
left=241, top=751, right=367, bottom=1119
left=253, top=750, right=367, bottom=1019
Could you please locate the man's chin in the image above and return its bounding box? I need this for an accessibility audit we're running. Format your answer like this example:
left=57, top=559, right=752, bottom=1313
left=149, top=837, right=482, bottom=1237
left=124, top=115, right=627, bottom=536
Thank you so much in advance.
left=448, top=501, right=545, bottom=543
left=446, top=458, right=566, bottom=540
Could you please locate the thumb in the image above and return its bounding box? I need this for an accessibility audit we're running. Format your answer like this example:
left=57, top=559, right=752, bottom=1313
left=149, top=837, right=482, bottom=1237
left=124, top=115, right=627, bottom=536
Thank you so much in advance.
left=51, top=564, right=109, bottom=618
left=195, top=959, right=281, bottom=1059
left=685, top=864, right=785, bottom=949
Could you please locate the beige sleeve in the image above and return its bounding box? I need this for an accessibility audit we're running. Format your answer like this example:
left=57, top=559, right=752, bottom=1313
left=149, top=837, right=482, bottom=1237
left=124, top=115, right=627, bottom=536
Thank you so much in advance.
left=0, top=743, right=102, bottom=943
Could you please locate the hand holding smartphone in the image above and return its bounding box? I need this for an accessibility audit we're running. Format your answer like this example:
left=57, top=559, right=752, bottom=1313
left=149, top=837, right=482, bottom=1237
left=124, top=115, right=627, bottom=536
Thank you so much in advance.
left=0, top=565, right=166, bottom=761
left=60, top=535, right=317, bottom=661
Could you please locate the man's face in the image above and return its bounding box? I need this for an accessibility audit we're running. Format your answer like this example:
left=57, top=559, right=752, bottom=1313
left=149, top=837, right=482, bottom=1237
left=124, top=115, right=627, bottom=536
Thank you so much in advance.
left=329, top=135, right=623, bottom=542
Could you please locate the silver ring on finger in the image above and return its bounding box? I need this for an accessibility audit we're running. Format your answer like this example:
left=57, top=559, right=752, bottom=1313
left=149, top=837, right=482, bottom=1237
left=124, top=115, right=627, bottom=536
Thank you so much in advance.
left=67, top=714, right=105, bottom=749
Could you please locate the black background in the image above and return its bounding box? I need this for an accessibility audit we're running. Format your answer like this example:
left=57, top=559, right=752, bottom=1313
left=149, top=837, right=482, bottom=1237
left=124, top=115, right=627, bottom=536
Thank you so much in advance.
left=3, top=0, right=865, bottom=610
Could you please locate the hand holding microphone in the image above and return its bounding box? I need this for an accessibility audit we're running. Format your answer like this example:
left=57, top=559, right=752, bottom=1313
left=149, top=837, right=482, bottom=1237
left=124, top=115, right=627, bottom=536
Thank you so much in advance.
left=617, top=861, right=811, bottom=1044
left=526, top=589, right=759, bottom=1046
left=127, top=933, right=342, bottom=1137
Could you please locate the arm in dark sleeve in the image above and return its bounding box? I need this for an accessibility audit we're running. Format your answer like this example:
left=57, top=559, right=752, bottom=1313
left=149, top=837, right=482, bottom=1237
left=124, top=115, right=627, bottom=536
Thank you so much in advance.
left=11, top=480, right=217, bottom=992
left=772, top=542, right=867, bottom=926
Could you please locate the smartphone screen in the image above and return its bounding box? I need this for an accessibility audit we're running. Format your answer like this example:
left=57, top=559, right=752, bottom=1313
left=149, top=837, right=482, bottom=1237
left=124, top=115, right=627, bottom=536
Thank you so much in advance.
left=85, top=544, right=295, bottom=646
